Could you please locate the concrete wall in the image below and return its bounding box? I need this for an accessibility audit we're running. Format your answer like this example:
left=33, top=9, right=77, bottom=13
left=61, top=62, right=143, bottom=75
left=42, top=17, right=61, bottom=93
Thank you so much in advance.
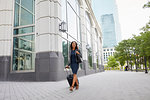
left=0, top=0, right=14, bottom=81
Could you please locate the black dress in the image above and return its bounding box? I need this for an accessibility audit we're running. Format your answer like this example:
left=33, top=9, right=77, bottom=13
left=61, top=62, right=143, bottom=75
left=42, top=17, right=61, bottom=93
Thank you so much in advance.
left=71, top=50, right=79, bottom=74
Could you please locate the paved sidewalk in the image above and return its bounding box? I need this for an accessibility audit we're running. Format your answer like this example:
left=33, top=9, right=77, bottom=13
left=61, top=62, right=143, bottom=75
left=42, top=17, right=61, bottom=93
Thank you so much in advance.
left=0, top=71, right=150, bottom=100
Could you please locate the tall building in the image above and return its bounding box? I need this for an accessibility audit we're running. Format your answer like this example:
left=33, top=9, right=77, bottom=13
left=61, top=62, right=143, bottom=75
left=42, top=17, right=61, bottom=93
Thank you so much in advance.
left=92, top=0, right=122, bottom=64
left=101, top=14, right=117, bottom=48
left=92, top=0, right=122, bottom=45
left=0, top=0, right=104, bottom=81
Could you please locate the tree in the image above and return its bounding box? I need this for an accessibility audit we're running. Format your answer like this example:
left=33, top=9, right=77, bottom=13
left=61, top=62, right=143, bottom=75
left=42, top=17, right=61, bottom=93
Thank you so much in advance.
left=107, top=56, right=119, bottom=68
left=143, top=1, right=150, bottom=8
left=113, top=2, right=150, bottom=72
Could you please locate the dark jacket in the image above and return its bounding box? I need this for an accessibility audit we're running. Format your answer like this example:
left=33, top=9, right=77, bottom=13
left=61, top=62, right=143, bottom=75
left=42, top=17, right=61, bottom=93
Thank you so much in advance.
left=68, top=49, right=82, bottom=66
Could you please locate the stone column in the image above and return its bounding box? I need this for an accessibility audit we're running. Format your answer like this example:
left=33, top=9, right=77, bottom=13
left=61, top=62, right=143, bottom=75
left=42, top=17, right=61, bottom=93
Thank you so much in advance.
left=0, top=0, right=14, bottom=80
left=91, top=26, right=97, bottom=71
left=80, top=5, right=88, bottom=75
left=98, top=36, right=102, bottom=72
left=99, top=37, right=104, bottom=72
left=35, top=0, right=65, bottom=81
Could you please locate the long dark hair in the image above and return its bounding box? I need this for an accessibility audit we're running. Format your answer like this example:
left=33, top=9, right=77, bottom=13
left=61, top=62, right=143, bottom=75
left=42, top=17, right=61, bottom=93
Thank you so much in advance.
left=70, top=41, right=78, bottom=50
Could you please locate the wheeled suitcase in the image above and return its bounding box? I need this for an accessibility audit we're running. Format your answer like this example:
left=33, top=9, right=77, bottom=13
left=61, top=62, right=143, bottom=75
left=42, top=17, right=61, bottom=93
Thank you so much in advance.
left=67, top=74, right=79, bottom=87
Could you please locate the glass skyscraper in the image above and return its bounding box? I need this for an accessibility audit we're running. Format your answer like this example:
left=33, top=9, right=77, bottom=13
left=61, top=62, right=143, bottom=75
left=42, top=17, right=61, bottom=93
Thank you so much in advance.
left=92, top=0, right=122, bottom=47
left=101, top=14, right=117, bottom=48
left=92, top=0, right=122, bottom=64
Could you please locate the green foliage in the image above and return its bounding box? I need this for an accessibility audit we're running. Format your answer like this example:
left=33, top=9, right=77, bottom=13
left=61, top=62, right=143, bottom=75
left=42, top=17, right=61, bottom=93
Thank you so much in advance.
left=107, top=56, right=119, bottom=68
left=143, top=1, right=150, bottom=8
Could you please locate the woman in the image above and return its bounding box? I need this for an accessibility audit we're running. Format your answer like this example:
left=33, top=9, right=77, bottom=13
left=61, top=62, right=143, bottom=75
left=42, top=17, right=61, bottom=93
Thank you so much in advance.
left=66, top=41, right=82, bottom=91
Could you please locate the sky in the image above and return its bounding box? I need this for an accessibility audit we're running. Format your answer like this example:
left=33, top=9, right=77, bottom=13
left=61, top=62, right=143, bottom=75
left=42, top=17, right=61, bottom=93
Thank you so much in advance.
left=92, top=0, right=150, bottom=40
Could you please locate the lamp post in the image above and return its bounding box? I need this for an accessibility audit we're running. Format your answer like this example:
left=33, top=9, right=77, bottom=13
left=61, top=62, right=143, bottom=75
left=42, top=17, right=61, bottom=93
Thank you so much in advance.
left=144, top=56, right=148, bottom=73
left=133, top=48, right=137, bottom=72
left=125, top=49, right=129, bottom=67
left=130, top=54, right=132, bottom=71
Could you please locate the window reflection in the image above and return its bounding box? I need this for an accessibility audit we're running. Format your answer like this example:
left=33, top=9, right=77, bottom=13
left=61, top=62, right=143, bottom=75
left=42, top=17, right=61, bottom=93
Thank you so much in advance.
left=62, top=39, right=68, bottom=67
left=14, top=26, right=34, bottom=35
left=14, top=0, right=35, bottom=27
left=67, top=3, right=77, bottom=40
left=20, top=8, right=33, bottom=26
left=13, top=0, right=35, bottom=72
left=21, top=0, right=33, bottom=12
left=12, top=35, right=35, bottom=71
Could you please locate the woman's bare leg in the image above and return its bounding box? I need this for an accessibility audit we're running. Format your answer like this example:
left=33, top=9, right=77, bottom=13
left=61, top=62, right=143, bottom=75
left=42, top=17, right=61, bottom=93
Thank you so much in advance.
left=70, top=74, right=77, bottom=91
left=75, top=77, right=78, bottom=85
left=75, top=75, right=79, bottom=89
left=72, top=74, right=77, bottom=86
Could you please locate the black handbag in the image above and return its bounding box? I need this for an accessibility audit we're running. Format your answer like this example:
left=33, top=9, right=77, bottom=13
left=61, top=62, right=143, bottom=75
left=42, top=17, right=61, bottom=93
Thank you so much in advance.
left=76, top=52, right=82, bottom=63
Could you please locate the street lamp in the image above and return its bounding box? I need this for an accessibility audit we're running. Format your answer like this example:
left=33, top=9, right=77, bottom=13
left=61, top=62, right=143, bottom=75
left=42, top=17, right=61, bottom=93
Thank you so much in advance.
left=59, top=21, right=67, bottom=32
left=133, top=47, right=137, bottom=72
left=86, top=44, right=90, bottom=50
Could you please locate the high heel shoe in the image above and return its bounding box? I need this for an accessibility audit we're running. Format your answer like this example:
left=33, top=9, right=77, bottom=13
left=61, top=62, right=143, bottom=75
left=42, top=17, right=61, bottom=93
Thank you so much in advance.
left=70, top=86, right=74, bottom=91
left=76, top=84, right=79, bottom=90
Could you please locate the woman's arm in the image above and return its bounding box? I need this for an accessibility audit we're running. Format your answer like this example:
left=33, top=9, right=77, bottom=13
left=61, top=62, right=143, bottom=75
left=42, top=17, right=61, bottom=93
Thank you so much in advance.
left=76, top=49, right=82, bottom=58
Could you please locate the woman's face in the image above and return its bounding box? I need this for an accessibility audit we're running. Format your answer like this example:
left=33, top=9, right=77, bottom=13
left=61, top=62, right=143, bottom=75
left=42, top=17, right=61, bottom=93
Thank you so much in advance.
left=72, top=42, right=76, bottom=49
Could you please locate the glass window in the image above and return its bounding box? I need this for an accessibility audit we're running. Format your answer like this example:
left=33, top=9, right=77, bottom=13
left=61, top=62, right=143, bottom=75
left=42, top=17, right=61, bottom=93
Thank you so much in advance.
left=13, top=35, right=35, bottom=51
left=85, top=12, right=93, bottom=69
left=86, top=13, right=91, bottom=31
left=14, top=26, right=34, bottom=35
left=14, top=0, right=34, bottom=27
left=76, top=0, right=80, bottom=16
left=87, top=31, right=92, bottom=47
left=12, top=35, right=35, bottom=71
left=77, top=17, right=81, bottom=42
left=62, top=0, right=67, bottom=22
left=13, top=0, right=35, bottom=72
left=67, top=3, right=77, bottom=40
left=62, top=38, right=68, bottom=67
left=14, top=3, right=19, bottom=27
left=16, top=0, right=20, bottom=3
left=20, top=8, right=33, bottom=26
left=67, top=0, right=76, bottom=11
left=88, top=49, right=92, bottom=68
left=21, top=0, right=33, bottom=12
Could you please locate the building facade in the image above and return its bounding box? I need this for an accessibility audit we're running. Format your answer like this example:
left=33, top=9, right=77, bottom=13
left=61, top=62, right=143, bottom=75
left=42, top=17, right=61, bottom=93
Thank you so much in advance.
left=0, top=0, right=104, bottom=81
left=103, top=47, right=115, bottom=64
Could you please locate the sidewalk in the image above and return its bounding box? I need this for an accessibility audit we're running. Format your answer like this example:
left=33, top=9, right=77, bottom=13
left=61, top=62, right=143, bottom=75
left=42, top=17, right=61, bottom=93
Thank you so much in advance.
left=0, top=71, right=150, bottom=100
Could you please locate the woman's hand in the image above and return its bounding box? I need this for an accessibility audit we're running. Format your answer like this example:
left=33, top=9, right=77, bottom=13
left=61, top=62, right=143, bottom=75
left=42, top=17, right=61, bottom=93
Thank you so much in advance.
left=76, top=51, right=80, bottom=54
left=65, top=65, right=70, bottom=69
